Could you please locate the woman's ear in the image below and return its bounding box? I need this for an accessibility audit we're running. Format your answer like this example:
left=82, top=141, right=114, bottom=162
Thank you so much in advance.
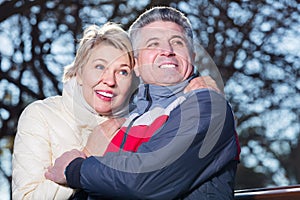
left=76, top=72, right=83, bottom=85
left=133, top=58, right=140, bottom=77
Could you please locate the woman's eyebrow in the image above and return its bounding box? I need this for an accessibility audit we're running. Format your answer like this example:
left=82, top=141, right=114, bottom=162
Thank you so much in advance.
left=92, top=58, right=107, bottom=63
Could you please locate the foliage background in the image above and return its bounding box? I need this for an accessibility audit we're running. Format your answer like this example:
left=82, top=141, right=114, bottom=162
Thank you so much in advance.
left=0, top=0, right=299, bottom=199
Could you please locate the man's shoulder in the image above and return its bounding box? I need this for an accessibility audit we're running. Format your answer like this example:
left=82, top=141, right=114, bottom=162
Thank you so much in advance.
left=184, top=89, right=226, bottom=104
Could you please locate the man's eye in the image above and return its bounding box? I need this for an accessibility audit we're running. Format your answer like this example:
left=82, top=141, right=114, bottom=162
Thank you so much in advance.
left=171, top=39, right=184, bottom=46
left=147, top=42, right=159, bottom=48
left=95, top=65, right=105, bottom=70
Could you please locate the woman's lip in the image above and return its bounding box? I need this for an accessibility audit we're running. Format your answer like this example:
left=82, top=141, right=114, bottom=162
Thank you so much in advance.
left=95, top=90, right=115, bottom=101
left=96, top=90, right=114, bottom=97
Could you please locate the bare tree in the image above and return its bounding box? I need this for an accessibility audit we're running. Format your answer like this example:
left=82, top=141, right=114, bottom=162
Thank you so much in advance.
left=0, top=0, right=299, bottom=198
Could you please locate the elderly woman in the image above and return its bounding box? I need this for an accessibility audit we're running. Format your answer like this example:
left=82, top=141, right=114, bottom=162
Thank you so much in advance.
left=12, top=22, right=138, bottom=200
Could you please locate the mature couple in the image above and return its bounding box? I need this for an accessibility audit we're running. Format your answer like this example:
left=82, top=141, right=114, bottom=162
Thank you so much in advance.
left=12, top=6, right=240, bottom=200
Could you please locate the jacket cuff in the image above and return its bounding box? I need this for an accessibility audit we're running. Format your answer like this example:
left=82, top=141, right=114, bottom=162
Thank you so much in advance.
left=65, top=157, right=85, bottom=189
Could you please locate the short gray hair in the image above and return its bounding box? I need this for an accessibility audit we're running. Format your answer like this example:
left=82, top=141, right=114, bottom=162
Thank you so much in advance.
left=128, top=6, right=194, bottom=57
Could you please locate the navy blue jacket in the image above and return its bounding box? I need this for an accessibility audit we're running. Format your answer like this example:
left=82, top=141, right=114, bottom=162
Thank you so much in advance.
left=66, top=80, right=240, bottom=200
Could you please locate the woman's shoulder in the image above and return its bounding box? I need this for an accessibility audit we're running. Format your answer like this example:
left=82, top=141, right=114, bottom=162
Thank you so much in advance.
left=21, top=95, right=63, bottom=116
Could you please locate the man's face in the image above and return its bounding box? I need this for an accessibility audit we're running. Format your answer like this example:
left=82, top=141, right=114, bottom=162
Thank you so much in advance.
left=134, top=21, right=194, bottom=86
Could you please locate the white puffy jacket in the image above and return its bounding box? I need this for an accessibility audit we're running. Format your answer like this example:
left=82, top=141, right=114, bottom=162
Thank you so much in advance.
left=12, top=78, right=108, bottom=200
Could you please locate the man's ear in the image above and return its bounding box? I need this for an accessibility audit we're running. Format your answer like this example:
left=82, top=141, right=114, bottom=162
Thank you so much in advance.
left=191, top=51, right=196, bottom=63
left=133, top=58, right=140, bottom=77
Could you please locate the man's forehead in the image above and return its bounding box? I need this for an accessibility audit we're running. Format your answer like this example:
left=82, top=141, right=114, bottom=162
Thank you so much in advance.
left=141, top=25, right=183, bottom=33
left=140, top=21, right=184, bottom=33
left=139, top=26, right=185, bottom=40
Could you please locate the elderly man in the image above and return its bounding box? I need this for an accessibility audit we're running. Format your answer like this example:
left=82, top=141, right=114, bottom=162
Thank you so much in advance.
left=46, top=6, right=240, bottom=199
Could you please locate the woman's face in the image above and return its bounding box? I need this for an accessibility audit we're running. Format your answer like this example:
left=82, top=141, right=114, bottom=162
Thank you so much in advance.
left=77, top=44, right=133, bottom=116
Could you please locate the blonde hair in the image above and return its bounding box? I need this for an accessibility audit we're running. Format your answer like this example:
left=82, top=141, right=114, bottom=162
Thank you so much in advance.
left=63, top=22, right=134, bottom=82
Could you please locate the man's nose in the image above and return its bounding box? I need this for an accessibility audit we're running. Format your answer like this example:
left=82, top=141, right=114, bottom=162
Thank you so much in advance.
left=160, top=43, right=175, bottom=56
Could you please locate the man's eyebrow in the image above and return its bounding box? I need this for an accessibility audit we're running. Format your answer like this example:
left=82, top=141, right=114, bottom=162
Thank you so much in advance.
left=145, top=37, right=159, bottom=44
left=170, top=35, right=185, bottom=40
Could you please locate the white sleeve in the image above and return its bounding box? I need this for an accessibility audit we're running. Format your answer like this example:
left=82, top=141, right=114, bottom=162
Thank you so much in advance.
left=12, top=102, right=74, bottom=200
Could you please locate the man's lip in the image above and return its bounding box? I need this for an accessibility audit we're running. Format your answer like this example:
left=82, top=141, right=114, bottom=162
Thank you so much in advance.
left=158, top=63, right=178, bottom=68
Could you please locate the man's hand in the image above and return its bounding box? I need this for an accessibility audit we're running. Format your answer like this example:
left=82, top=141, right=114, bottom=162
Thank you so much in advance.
left=184, top=76, right=223, bottom=94
left=83, top=118, right=126, bottom=157
left=44, top=149, right=86, bottom=185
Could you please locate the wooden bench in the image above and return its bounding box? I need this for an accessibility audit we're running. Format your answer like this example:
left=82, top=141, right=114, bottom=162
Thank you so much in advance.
left=234, top=185, right=300, bottom=200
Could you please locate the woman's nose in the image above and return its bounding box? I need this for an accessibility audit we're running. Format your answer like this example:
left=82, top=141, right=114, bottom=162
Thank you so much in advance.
left=100, top=70, right=116, bottom=87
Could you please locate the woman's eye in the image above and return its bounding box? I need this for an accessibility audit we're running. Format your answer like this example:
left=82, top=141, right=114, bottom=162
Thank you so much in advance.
left=95, top=65, right=105, bottom=70
left=119, top=69, right=129, bottom=76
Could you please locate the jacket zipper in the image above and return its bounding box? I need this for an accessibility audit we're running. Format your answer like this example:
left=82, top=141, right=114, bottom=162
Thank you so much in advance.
left=119, top=84, right=152, bottom=150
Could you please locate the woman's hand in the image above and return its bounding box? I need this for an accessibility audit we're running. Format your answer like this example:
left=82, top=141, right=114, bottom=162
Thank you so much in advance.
left=83, top=118, right=126, bottom=157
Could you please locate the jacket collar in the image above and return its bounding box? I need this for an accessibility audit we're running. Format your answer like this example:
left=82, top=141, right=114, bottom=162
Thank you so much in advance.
left=134, top=76, right=194, bottom=114
left=62, top=78, right=107, bottom=129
